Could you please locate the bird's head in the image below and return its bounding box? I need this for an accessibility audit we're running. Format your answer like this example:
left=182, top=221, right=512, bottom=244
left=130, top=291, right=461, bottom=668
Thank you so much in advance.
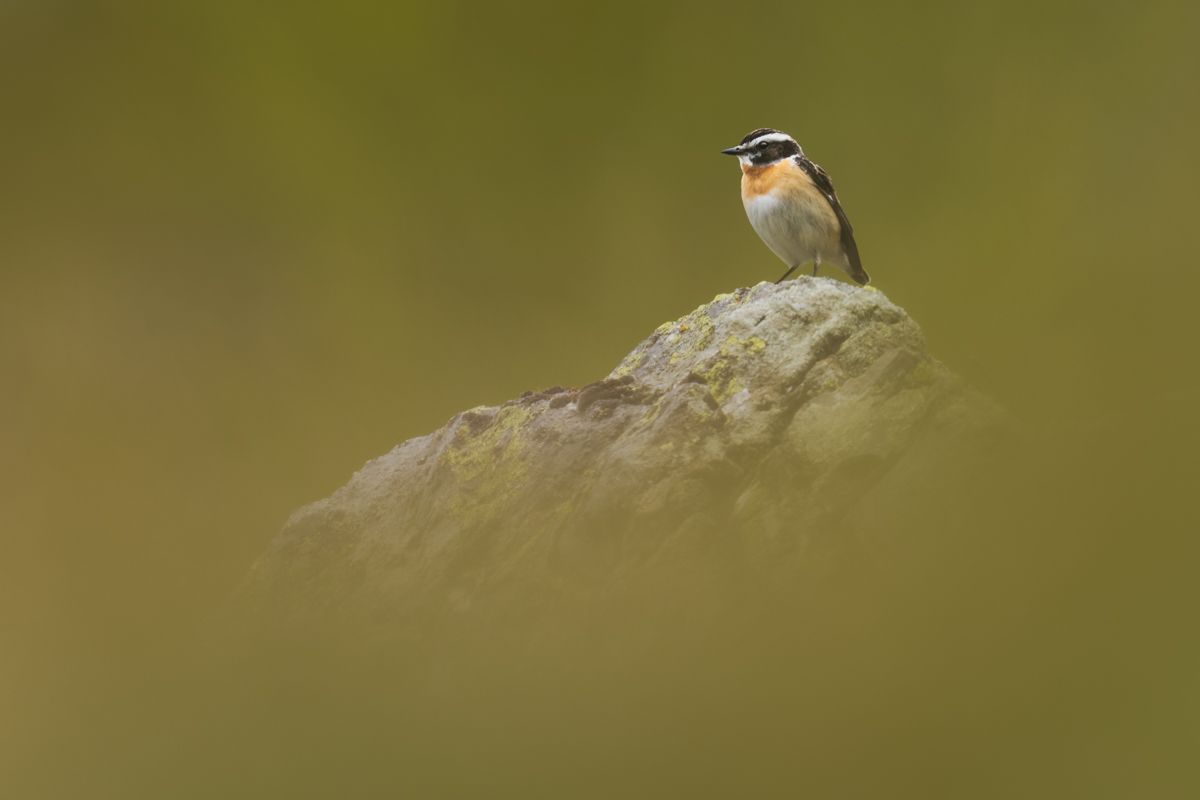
left=721, top=128, right=803, bottom=166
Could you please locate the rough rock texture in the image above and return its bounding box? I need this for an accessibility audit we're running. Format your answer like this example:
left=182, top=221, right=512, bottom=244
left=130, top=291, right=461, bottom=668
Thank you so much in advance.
left=245, top=278, right=1010, bottom=624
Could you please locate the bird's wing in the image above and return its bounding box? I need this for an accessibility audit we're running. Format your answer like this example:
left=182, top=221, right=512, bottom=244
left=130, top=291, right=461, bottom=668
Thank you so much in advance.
left=794, top=155, right=869, bottom=284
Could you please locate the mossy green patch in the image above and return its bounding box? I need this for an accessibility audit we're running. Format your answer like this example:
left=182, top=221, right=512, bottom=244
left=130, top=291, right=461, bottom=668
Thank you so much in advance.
left=698, top=358, right=744, bottom=405
left=666, top=306, right=717, bottom=365
left=682, top=333, right=770, bottom=404
left=444, top=404, right=534, bottom=485
left=441, top=404, right=540, bottom=527
left=611, top=350, right=643, bottom=378
left=636, top=395, right=664, bottom=428
left=721, top=333, right=767, bottom=354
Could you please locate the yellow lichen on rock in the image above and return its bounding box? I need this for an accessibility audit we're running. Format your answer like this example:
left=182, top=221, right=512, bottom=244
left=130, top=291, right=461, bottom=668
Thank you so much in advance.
left=443, top=404, right=534, bottom=484
left=698, top=357, right=745, bottom=405
left=610, top=350, right=643, bottom=378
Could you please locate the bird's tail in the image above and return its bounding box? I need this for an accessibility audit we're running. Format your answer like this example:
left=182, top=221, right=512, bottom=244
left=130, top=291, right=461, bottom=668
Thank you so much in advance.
left=841, top=234, right=869, bottom=285
left=848, top=261, right=871, bottom=285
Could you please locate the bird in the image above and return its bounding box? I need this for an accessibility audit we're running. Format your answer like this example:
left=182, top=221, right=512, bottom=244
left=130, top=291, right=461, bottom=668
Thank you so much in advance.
left=721, top=128, right=869, bottom=285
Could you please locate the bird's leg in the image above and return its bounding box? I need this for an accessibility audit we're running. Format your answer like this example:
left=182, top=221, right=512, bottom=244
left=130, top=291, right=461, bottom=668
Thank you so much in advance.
left=774, top=264, right=799, bottom=284
left=811, top=256, right=821, bottom=278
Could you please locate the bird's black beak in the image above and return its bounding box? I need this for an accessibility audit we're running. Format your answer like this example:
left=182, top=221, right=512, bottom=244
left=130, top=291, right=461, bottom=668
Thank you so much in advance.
left=720, top=145, right=742, bottom=156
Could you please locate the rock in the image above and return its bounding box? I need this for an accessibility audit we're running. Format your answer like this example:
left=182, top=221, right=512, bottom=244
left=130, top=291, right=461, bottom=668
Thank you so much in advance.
left=242, top=278, right=1011, bottom=628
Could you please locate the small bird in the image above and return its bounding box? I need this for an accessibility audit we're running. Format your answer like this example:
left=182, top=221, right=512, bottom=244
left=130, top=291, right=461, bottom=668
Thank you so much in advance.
left=722, top=128, right=869, bottom=285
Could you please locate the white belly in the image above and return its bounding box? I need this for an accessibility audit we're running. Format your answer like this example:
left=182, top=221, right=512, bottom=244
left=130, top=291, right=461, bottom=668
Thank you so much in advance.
left=743, top=191, right=843, bottom=269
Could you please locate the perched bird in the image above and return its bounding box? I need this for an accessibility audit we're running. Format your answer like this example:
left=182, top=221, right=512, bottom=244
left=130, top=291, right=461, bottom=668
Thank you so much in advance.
left=722, top=128, right=869, bottom=285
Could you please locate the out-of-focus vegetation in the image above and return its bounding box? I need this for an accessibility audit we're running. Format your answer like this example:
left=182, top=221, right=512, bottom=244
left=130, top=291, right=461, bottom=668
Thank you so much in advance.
left=2, top=2, right=1198, bottom=797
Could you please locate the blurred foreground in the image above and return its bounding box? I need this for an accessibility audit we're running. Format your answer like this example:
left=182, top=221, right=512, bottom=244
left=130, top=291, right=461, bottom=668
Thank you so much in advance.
left=4, top=1, right=1199, bottom=797
left=175, top=282, right=1190, bottom=797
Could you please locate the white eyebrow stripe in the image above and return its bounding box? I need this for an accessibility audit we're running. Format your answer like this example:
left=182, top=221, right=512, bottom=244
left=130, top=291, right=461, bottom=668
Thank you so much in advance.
left=746, top=132, right=798, bottom=147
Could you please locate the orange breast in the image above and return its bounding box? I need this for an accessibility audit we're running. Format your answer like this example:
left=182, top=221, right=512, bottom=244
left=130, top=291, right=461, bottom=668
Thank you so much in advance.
left=740, top=158, right=824, bottom=203
left=740, top=160, right=793, bottom=199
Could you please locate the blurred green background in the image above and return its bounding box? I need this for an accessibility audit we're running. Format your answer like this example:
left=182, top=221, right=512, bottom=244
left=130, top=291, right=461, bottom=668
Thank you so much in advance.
left=3, top=1, right=1199, bottom=797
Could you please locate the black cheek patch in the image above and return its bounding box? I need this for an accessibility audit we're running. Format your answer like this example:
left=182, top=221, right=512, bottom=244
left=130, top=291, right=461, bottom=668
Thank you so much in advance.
left=750, top=140, right=802, bottom=164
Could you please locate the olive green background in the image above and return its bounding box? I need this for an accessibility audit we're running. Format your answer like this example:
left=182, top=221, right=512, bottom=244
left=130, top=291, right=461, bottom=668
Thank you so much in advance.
left=3, top=2, right=1199, bottom=797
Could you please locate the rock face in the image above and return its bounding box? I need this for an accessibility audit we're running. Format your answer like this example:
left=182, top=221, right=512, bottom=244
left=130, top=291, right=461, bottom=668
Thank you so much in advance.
left=244, top=278, right=1009, bottom=625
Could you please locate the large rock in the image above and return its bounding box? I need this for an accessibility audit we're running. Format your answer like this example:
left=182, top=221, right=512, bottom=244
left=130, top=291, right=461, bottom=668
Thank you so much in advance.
left=243, top=278, right=1010, bottom=626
